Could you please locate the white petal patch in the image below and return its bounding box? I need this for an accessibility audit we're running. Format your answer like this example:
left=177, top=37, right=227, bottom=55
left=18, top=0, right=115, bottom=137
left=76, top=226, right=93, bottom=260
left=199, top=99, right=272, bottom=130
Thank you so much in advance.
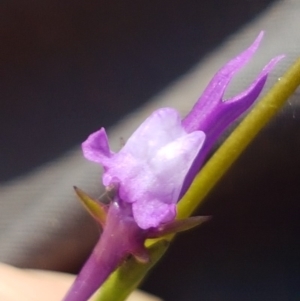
left=121, top=108, right=186, bottom=159
left=149, top=131, right=206, bottom=202
left=132, top=198, right=176, bottom=229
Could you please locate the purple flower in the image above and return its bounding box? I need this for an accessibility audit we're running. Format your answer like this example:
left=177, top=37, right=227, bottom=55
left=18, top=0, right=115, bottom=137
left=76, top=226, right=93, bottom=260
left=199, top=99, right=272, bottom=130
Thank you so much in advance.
left=82, top=31, right=283, bottom=230
left=82, top=108, right=206, bottom=229
left=63, top=32, right=283, bottom=301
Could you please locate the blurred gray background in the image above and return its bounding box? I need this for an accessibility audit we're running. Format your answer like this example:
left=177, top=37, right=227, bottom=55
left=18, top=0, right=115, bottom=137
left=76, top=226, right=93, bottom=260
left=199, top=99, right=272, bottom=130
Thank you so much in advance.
left=0, top=0, right=275, bottom=180
left=1, top=1, right=300, bottom=301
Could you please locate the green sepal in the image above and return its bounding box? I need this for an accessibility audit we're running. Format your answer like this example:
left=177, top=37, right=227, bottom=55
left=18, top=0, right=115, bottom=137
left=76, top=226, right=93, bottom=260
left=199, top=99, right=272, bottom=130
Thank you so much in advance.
left=74, top=186, right=108, bottom=226
left=147, top=216, right=211, bottom=238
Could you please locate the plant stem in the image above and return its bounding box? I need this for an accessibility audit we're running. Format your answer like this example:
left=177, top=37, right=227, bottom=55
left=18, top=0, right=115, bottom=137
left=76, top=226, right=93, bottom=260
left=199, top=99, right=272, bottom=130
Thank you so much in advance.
left=62, top=201, right=146, bottom=301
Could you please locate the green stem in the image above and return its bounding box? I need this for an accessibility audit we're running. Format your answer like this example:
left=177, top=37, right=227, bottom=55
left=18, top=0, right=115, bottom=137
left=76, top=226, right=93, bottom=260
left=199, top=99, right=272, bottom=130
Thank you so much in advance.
left=94, top=58, right=300, bottom=301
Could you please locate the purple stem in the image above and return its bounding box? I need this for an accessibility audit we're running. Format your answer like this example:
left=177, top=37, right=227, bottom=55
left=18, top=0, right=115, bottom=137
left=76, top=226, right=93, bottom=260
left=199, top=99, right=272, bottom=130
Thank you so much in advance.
left=62, top=200, right=146, bottom=301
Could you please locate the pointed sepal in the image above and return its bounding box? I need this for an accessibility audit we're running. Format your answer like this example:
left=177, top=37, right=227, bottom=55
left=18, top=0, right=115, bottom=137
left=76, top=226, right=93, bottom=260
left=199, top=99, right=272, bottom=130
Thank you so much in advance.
left=74, top=186, right=108, bottom=226
left=147, top=216, right=211, bottom=238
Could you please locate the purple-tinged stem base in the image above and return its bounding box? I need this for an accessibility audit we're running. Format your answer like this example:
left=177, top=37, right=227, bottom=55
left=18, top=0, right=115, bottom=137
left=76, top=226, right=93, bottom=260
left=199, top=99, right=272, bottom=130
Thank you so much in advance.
left=62, top=200, right=147, bottom=301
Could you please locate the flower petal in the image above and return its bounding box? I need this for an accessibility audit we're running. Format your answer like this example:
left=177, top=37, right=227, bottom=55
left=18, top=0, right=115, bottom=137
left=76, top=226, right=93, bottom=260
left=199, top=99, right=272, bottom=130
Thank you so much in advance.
left=149, top=131, right=206, bottom=201
left=121, top=108, right=186, bottom=158
left=226, top=55, right=284, bottom=104
left=132, top=198, right=176, bottom=229
left=179, top=37, right=284, bottom=198
left=82, top=128, right=113, bottom=165
left=102, top=152, right=144, bottom=198
left=183, top=31, right=264, bottom=133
